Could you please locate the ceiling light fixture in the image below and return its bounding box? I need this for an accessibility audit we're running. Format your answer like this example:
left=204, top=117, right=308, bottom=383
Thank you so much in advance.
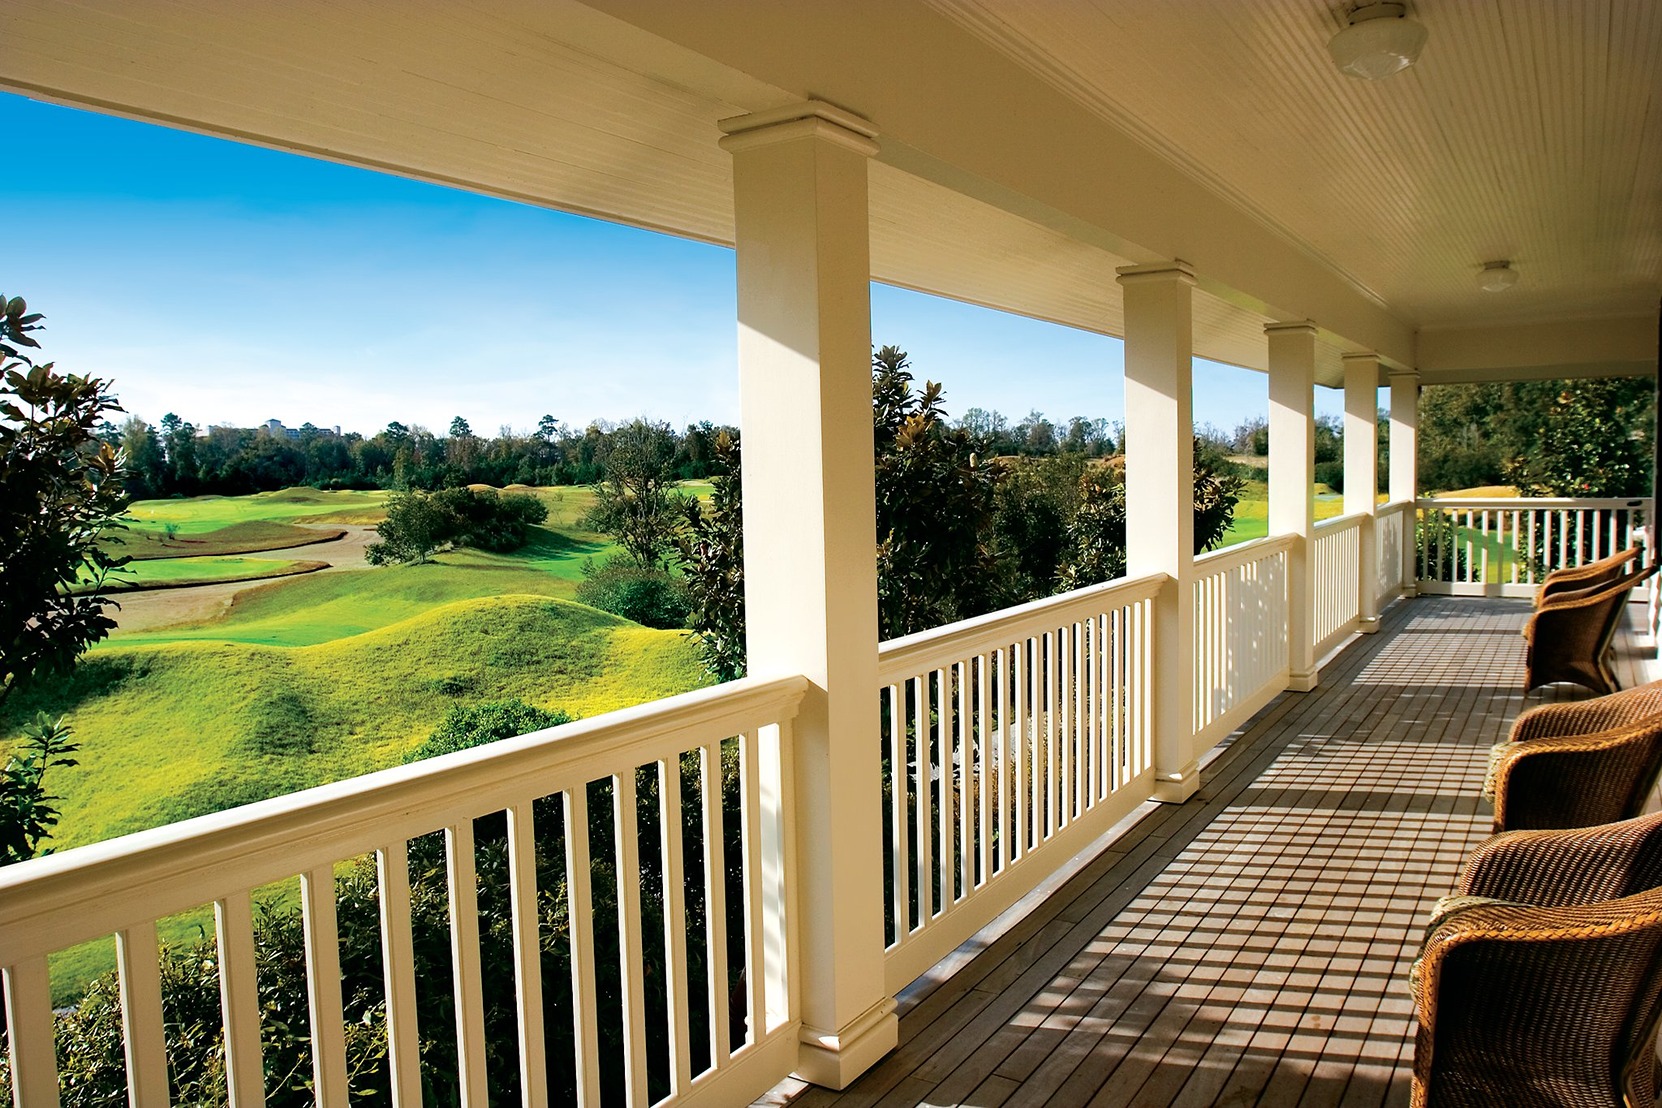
left=1478, top=261, right=1519, bottom=292
left=1328, top=3, right=1429, bottom=80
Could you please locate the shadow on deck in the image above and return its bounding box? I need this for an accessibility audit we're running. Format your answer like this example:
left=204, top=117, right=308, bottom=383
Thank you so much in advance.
left=773, top=596, right=1661, bottom=1108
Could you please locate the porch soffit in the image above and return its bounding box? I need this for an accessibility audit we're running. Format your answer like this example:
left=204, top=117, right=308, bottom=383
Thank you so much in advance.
left=0, top=1, right=1653, bottom=387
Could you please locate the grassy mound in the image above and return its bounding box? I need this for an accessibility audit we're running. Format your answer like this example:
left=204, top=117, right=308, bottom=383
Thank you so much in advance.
left=4, top=595, right=709, bottom=853
left=106, top=534, right=622, bottom=648
left=112, top=519, right=347, bottom=560
left=100, top=556, right=327, bottom=591
left=127, top=488, right=390, bottom=531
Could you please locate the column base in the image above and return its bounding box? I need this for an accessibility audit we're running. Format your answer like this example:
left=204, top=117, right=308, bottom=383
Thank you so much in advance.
left=1357, top=616, right=1382, bottom=635
left=1152, top=761, right=1200, bottom=804
left=795, top=998, right=898, bottom=1089
left=1288, top=669, right=1320, bottom=693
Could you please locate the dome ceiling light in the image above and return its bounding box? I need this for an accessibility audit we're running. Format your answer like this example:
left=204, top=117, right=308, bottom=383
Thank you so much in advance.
left=1478, top=261, right=1519, bottom=292
left=1328, top=3, right=1429, bottom=80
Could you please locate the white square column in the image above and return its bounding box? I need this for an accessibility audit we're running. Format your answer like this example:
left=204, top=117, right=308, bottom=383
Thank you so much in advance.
left=1117, top=261, right=1199, bottom=804
left=720, top=102, right=896, bottom=1088
left=1268, top=322, right=1319, bottom=691
left=1389, top=369, right=1421, bottom=595
left=1344, top=353, right=1382, bottom=632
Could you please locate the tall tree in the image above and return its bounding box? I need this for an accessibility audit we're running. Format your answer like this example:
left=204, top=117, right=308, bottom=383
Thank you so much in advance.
left=585, top=418, right=686, bottom=570
left=0, top=293, right=130, bottom=710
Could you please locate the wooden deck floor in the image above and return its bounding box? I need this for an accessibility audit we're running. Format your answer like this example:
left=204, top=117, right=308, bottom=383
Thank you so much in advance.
left=775, top=596, right=1661, bottom=1108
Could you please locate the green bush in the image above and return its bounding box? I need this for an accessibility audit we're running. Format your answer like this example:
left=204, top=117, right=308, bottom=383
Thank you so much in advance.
left=406, top=698, right=574, bottom=762
left=575, top=560, right=690, bottom=629
left=1314, top=460, right=1345, bottom=493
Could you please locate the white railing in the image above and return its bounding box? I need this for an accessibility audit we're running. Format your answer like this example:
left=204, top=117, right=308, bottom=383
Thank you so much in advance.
left=874, top=573, right=1162, bottom=992
left=1416, top=497, right=1651, bottom=597
left=1377, top=500, right=1413, bottom=599
left=1312, top=513, right=1364, bottom=654
left=0, top=676, right=808, bottom=1108
left=1192, top=536, right=1291, bottom=749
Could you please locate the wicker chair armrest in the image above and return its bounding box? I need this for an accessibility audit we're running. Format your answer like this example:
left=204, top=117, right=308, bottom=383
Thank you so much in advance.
left=1459, top=813, right=1662, bottom=905
left=1490, top=725, right=1662, bottom=831
left=1509, top=681, right=1662, bottom=741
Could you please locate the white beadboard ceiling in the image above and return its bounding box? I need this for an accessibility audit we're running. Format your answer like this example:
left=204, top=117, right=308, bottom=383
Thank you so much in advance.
left=0, top=0, right=1656, bottom=387
left=928, top=0, right=1662, bottom=330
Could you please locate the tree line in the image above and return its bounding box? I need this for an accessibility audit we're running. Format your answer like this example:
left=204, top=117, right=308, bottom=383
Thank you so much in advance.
left=109, top=402, right=1127, bottom=502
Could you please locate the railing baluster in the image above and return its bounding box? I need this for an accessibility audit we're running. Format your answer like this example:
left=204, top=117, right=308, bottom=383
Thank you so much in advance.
left=612, top=769, right=648, bottom=1104
left=377, top=843, right=423, bottom=1108
left=1044, top=629, right=1058, bottom=840
left=976, top=653, right=991, bottom=885
left=505, top=802, right=548, bottom=1108
left=994, top=646, right=1009, bottom=873
left=956, top=659, right=972, bottom=902
left=1011, top=639, right=1026, bottom=862
left=216, top=889, right=266, bottom=1108
left=699, top=742, right=732, bottom=1067
left=740, top=729, right=767, bottom=1043
left=299, top=867, right=349, bottom=1108
left=565, top=787, right=603, bottom=1106
left=1063, top=623, right=1076, bottom=824
left=3, top=956, right=61, bottom=1108
left=911, top=675, right=932, bottom=921
left=757, top=721, right=793, bottom=1033
left=116, top=921, right=171, bottom=1108
left=658, top=757, right=694, bottom=1094
left=935, top=667, right=950, bottom=910
left=887, top=684, right=909, bottom=937
left=446, top=821, right=489, bottom=1107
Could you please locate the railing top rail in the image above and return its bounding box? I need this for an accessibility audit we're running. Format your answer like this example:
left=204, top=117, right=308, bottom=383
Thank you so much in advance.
left=1378, top=499, right=1416, bottom=515
left=877, top=571, right=1166, bottom=681
left=1193, top=533, right=1295, bottom=577
left=0, top=673, right=809, bottom=960
left=1314, top=511, right=1367, bottom=534
left=1417, top=496, right=1652, bottom=510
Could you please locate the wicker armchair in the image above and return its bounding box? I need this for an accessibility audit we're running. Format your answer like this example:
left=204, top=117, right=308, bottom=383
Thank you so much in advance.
left=1487, top=708, right=1662, bottom=832
left=1523, top=562, right=1657, bottom=695
left=1535, top=545, right=1643, bottom=608
left=1412, top=813, right=1662, bottom=1108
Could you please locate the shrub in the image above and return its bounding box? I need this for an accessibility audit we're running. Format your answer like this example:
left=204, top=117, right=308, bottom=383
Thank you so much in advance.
left=406, top=698, right=574, bottom=762
left=1315, top=460, right=1345, bottom=493
left=365, top=487, right=548, bottom=565
left=575, top=560, right=691, bottom=629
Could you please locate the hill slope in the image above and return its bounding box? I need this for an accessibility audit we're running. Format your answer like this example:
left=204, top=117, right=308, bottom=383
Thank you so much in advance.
left=3, top=594, right=710, bottom=851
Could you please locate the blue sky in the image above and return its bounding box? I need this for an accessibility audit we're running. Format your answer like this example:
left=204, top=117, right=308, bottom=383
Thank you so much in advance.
left=5, top=93, right=1343, bottom=439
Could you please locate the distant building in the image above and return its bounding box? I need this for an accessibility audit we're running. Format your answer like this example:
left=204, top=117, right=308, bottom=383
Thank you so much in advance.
left=262, top=418, right=341, bottom=440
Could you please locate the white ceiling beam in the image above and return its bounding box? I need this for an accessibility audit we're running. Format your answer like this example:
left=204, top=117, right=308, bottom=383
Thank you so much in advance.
left=1415, top=312, right=1659, bottom=385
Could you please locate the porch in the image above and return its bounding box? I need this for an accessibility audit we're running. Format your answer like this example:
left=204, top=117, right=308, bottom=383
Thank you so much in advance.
left=779, top=595, right=1661, bottom=1108
left=1, top=3, right=1658, bottom=1105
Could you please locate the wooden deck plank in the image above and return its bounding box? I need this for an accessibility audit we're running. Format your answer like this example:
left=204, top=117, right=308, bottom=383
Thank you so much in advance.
left=769, top=599, right=1660, bottom=1108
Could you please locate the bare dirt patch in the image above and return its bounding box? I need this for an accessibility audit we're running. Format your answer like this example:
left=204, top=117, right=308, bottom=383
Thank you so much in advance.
left=108, top=526, right=378, bottom=633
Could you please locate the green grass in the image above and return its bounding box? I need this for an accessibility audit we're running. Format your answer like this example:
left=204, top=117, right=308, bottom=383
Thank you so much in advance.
left=98, top=555, right=326, bottom=590
left=125, top=487, right=392, bottom=532
left=7, top=595, right=709, bottom=852
left=104, top=530, right=621, bottom=649
left=1217, top=483, right=1346, bottom=547
left=111, top=518, right=345, bottom=560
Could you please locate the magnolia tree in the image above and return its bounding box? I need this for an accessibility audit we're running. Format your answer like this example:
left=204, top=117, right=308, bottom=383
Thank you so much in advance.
left=0, top=293, right=130, bottom=863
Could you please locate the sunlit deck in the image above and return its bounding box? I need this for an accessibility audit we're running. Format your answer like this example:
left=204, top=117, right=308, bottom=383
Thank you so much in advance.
left=776, top=596, right=1662, bottom=1108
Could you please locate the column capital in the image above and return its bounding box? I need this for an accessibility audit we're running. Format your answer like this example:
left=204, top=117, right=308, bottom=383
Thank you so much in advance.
left=1264, top=319, right=1319, bottom=337
left=1341, top=350, right=1381, bottom=364
left=1387, top=368, right=1421, bottom=383
left=718, top=100, right=879, bottom=157
left=1116, top=259, right=1196, bottom=286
